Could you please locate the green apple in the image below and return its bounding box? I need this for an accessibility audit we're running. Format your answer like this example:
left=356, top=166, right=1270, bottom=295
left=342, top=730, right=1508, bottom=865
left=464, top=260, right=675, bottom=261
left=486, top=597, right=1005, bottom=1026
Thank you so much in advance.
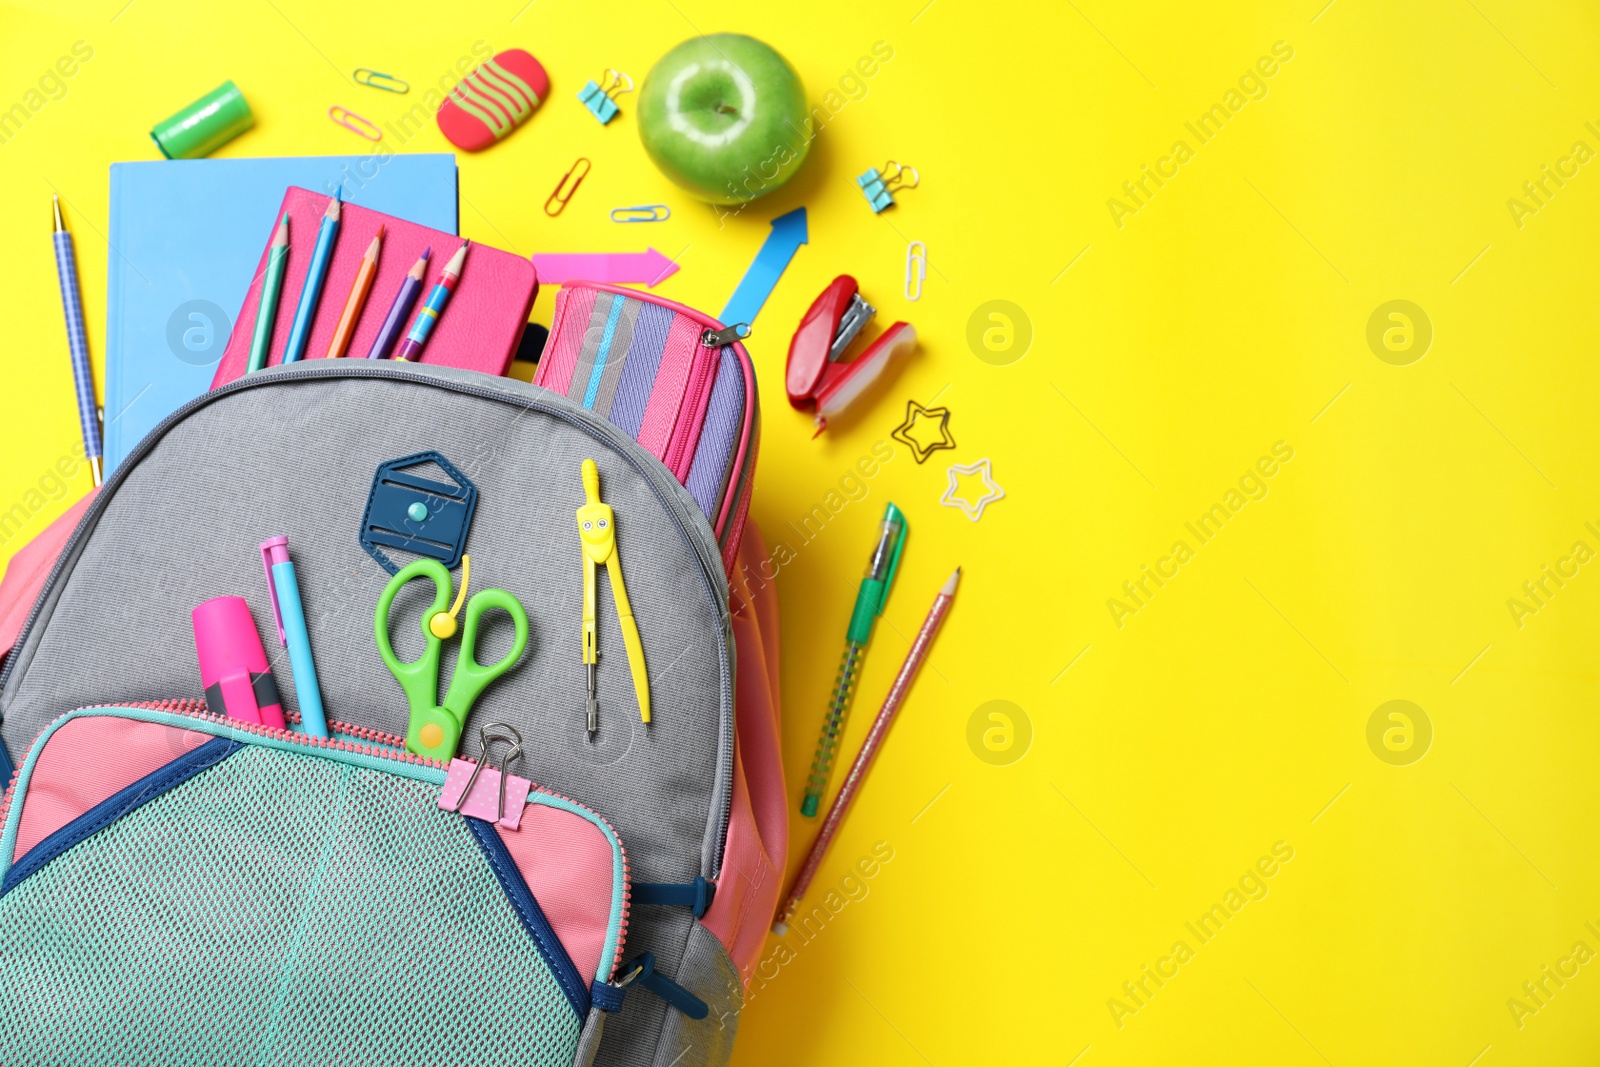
left=637, top=34, right=811, bottom=206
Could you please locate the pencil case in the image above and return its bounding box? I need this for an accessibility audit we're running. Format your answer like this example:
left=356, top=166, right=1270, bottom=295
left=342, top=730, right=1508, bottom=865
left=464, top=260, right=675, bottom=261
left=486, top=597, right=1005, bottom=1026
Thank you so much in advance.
left=0, top=701, right=638, bottom=1066
left=534, top=282, right=758, bottom=577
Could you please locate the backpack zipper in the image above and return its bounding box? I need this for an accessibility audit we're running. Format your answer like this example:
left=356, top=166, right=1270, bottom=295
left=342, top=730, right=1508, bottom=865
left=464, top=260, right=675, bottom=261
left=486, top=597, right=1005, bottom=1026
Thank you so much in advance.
left=0, top=698, right=633, bottom=981
left=0, top=362, right=737, bottom=882
left=0, top=698, right=201, bottom=832
left=719, top=404, right=758, bottom=571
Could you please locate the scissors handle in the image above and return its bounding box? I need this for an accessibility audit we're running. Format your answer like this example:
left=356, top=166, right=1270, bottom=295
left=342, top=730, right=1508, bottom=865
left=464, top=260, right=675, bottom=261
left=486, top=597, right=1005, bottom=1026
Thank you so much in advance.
left=374, top=560, right=450, bottom=727
left=440, top=588, right=530, bottom=726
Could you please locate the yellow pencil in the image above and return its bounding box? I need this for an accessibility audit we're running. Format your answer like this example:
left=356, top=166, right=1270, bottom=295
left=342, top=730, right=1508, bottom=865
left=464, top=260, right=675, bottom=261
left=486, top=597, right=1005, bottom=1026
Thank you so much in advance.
left=324, top=226, right=384, bottom=358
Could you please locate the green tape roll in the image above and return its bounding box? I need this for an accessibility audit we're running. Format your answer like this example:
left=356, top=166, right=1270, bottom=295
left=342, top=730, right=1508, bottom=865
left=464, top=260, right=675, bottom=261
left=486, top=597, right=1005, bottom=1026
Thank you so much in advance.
left=151, top=81, right=253, bottom=160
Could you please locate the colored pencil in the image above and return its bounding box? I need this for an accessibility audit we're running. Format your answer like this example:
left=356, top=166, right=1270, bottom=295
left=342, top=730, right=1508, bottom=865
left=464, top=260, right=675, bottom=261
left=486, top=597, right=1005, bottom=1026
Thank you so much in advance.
left=50, top=195, right=102, bottom=486
left=324, top=226, right=384, bottom=358
left=246, top=216, right=290, bottom=373
left=393, top=242, right=467, bottom=362
left=773, top=568, right=960, bottom=935
left=365, top=246, right=429, bottom=359
left=280, top=192, right=342, bottom=363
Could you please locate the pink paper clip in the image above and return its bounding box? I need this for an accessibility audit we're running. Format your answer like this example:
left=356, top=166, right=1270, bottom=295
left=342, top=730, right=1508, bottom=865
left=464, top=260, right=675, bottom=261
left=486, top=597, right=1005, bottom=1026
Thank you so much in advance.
left=329, top=106, right=382, bottom=141
left=439, top=724, right=531, bottom=829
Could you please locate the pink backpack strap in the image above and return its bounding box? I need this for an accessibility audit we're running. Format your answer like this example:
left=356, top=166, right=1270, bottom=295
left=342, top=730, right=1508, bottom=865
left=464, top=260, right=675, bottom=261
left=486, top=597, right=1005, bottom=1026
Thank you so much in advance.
left=702, top=521, right=787, bottom=981
left=0, top=491, right=96, bottom=667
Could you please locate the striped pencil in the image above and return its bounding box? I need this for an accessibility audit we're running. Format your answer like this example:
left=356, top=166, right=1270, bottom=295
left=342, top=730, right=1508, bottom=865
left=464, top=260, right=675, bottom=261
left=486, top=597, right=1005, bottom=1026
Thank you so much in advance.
left=393, top=242, right=467, bottom=362
left=773, top=568, right=961, bottom=934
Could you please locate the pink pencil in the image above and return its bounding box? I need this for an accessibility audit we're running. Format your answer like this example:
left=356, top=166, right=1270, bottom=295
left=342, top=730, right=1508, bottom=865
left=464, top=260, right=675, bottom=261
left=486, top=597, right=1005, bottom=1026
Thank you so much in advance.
left=773, top=567, right=961, bottom=934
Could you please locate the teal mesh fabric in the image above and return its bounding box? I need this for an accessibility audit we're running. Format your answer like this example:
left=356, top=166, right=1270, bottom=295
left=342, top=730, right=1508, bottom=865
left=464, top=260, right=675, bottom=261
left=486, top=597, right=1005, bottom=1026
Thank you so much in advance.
left=0, top=744, right=583, bottom=1066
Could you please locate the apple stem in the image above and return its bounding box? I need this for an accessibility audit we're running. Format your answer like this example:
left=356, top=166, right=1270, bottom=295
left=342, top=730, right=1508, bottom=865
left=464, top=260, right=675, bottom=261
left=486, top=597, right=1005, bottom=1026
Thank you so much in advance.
left=717, top=104, right=738, bottom=115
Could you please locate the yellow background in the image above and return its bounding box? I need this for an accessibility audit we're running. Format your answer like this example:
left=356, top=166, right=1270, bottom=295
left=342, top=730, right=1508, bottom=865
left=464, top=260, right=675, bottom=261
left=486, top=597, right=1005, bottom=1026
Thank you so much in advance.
left=3, top=0, right=1599, bottom=1062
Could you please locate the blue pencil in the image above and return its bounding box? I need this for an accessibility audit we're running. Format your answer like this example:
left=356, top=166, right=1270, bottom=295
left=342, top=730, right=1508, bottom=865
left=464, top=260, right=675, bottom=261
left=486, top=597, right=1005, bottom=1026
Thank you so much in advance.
left=280, top=192, right=342, bottom=363
left=51, top=195, right=102, bottom=485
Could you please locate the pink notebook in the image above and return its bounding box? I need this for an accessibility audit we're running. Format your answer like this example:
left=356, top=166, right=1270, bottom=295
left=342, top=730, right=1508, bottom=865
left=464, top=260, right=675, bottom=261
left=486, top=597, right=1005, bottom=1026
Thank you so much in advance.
left=212, top=187, right=537, bottom=387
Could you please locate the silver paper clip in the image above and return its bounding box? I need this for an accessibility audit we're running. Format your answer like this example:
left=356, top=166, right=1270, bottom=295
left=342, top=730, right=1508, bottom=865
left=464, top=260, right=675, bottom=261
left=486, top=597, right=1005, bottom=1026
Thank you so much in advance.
left=611, top=204, right=671, bottom=223
left=444, top=724, right=524, bottom=825
left=905, top=241, right=927, bottom=301
left=354, top=69, right=409, bottom=94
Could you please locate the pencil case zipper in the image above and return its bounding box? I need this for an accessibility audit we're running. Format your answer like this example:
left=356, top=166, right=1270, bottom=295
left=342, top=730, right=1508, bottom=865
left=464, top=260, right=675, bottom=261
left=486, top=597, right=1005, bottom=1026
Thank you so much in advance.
left=580, top=282, right=749, bottom=481
left=664, top=335, right=719, bottom=477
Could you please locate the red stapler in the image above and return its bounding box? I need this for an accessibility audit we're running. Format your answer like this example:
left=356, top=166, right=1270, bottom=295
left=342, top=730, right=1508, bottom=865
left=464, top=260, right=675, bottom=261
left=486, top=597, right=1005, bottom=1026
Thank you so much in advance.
left=786, top=275, right=917, bottom=435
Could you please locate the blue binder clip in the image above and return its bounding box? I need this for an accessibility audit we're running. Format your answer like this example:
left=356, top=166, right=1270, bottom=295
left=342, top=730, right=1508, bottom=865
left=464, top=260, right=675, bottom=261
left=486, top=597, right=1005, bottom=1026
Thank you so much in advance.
left=360, top=451, right=479, bottom=575
left=577, top=69, right=633, bottom=125
left=857, top=161, right=919, bottom=214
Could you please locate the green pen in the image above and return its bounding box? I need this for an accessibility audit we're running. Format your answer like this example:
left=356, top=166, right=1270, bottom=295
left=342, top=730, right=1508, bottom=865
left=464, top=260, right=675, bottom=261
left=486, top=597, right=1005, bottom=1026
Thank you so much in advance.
left=246, top=216, right=289, bottom=373
left=802, top=502, right=907, bottom=817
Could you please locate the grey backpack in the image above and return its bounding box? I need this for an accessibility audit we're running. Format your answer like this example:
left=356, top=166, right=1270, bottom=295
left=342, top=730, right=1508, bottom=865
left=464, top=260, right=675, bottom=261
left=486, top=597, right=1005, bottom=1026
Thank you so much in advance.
left=0, top=361, right=753, bottom=1066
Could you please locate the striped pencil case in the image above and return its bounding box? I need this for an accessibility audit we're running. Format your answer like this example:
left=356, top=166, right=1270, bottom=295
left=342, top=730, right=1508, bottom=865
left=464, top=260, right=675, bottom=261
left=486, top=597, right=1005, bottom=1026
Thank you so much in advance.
left=534, top=283, right=758, bottom=576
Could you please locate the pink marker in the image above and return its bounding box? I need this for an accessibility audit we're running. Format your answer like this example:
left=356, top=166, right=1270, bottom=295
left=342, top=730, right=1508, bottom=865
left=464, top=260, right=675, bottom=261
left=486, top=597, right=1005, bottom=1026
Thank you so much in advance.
left=192, top=596, right=286, bottom=730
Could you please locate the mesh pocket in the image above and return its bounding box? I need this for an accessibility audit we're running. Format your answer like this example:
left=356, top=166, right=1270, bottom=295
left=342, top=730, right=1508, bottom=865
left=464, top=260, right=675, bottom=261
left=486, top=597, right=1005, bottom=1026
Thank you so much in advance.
left=0, top=743, right=583, bottom=1066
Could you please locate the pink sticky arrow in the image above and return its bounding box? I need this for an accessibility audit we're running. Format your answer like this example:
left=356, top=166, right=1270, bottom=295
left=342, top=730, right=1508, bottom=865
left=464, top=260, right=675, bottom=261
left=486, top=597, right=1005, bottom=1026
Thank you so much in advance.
left=530, top=248, right=680, bottom=287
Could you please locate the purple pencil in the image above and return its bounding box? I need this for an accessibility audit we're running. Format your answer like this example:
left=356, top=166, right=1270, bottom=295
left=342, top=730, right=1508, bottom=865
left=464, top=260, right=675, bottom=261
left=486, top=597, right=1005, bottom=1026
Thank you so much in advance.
left=364, top=247, right=430, bottom=359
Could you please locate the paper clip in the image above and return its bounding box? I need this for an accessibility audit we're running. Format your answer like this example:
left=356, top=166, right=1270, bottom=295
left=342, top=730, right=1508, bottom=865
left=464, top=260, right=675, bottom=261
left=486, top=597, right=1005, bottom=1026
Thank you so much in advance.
left=905, top=241, right=927, bottom=301
left=353, top=68, right=409, bottom=94
left=444, top=724, right=524, bottom=825
left=857, top=160, right=919, bottom=213
left=546, top=157, right=591, bottom=216
left=942, top=458, right=1005, bottom=522
left=578, top=69, right=634, bottom=125
left=611, top=204, right=671, bottom=223
left=329, top=106, right=382, bottom=141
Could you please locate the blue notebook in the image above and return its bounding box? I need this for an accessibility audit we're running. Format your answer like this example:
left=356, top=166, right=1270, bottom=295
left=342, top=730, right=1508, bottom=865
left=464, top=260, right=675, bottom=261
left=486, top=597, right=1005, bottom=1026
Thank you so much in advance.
left=103, top=155, right=459, bottom=475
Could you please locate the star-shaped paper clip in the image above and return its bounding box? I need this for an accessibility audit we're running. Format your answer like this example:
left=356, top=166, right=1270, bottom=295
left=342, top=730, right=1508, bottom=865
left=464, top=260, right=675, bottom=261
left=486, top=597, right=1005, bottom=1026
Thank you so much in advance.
left=891, top=399, right=956, bottom=464
left=942, top=458, right=1005, bottom=522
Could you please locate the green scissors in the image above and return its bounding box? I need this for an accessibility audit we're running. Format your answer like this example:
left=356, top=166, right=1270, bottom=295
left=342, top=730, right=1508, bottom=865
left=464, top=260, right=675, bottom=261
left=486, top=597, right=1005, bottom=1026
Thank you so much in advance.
left=374, top=555, right=529, bottom=761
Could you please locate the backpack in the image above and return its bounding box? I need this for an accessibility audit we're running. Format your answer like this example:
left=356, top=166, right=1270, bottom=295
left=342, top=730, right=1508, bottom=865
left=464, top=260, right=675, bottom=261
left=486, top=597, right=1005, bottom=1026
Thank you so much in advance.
left=0, top=284, right=786, bottom=1067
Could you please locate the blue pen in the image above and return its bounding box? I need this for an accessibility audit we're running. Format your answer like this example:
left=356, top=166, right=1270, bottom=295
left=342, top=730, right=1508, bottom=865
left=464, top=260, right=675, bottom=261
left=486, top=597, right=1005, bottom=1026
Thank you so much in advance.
left=260, top=536, right=328, bottom=737
left=280, top=192, right=342, bottom=363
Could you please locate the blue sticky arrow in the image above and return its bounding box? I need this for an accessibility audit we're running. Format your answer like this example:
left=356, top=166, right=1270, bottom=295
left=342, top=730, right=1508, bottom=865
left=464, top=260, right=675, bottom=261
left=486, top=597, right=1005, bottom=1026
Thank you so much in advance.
left=720, top=207, right=808, bottom=328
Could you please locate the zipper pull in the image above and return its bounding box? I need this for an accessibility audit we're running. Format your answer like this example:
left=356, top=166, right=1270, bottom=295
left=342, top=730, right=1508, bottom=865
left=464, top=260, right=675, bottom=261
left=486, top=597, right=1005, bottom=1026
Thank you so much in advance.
left=702, top=323, right=750, bottom=348
left=605, top=952, right=709, bottom=1019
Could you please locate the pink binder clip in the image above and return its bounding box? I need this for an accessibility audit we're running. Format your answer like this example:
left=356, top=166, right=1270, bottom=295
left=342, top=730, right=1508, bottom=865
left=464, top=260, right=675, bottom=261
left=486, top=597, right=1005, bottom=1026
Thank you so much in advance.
left=439, top=724, right=531, bottom=829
